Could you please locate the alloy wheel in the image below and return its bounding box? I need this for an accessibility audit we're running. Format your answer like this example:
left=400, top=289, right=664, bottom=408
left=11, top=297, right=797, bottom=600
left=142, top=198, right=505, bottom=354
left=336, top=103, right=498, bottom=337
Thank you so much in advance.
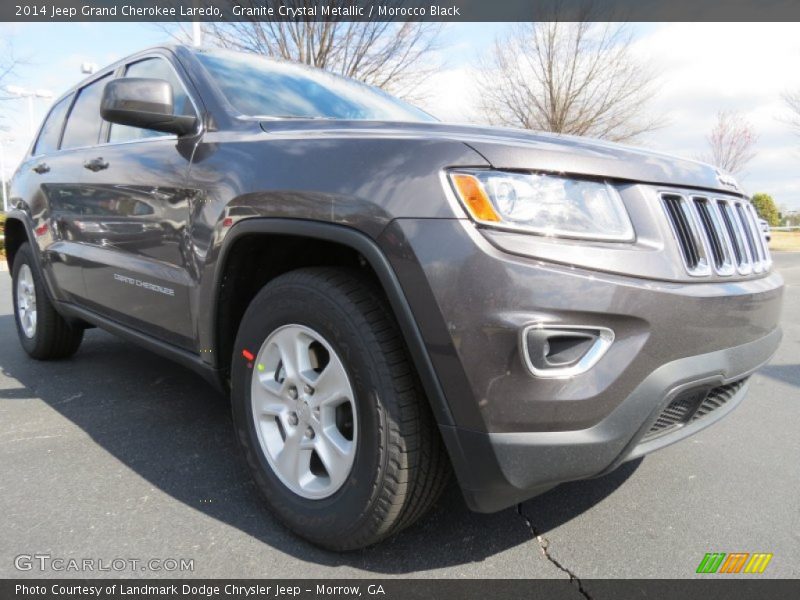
left=250, top=324, right=357, bottom=499
left=16, top=264, right=37, bottom=338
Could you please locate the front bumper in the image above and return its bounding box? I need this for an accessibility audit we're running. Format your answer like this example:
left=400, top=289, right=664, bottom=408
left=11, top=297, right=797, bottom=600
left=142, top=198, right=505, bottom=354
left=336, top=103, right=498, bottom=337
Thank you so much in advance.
left=379, top=218, right=784, bottom=512
left=442, top=330, right=778, bottom=511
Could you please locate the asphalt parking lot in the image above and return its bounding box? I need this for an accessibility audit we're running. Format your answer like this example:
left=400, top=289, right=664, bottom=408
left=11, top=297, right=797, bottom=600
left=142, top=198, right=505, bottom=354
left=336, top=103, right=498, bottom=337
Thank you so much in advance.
left=0, top=254, right=798, bottom=586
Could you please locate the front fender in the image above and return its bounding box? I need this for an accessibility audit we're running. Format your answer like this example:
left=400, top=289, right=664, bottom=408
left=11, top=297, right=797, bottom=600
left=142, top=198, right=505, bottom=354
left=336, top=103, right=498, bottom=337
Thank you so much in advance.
left=199, top=218, right=456, bottom=431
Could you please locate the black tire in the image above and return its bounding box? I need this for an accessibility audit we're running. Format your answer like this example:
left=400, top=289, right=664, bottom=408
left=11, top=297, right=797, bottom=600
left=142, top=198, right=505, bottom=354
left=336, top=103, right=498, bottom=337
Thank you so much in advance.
left=11, top=242, right=84, bottom=360
left=231, top=267, right=449, bottom=550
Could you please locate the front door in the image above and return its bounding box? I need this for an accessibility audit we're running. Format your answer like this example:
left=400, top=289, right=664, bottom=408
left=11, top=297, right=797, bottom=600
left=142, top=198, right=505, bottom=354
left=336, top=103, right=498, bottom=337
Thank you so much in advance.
left=73, top=55, right=202, bottom=349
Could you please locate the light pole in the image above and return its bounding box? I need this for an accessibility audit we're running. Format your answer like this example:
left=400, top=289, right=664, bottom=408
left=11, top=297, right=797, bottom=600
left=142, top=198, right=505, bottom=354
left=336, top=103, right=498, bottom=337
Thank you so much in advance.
left=190, top=0, right=203, bottom=47
left=0, top=134, right=13, bottom=213
left=192, top=21, right=202, bottom=47
left=6, top=85, right=54, bottom=136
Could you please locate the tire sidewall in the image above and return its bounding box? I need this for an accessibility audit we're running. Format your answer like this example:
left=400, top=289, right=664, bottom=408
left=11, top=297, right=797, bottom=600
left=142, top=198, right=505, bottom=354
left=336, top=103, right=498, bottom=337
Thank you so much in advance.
left=11, top=244, right=43, bottom=355
left=231, top=279, right=391, bottom=542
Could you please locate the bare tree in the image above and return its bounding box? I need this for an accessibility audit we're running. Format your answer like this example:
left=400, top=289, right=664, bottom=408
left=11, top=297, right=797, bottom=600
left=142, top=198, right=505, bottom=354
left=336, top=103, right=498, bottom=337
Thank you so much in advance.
left=476, top=18, right=661, bottom=142
left=0, top=40, right=21, bottom=105
left=699, top=110, right=758, bottom=175
left=783, top=90, right=800, bottom=135
left=159, top=2, right=441, bottom=101
left=0, top=43, right=23, bottom=150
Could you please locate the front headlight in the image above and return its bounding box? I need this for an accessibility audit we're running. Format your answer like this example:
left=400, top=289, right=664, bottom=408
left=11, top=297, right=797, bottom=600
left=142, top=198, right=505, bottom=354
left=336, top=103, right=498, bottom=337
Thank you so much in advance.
left=448, top=169, right=634, bottom=242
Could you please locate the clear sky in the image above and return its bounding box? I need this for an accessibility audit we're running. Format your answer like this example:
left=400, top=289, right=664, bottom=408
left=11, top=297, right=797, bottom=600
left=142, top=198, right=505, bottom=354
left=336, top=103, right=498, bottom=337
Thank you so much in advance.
left=1, top=21, right=799, bottom=210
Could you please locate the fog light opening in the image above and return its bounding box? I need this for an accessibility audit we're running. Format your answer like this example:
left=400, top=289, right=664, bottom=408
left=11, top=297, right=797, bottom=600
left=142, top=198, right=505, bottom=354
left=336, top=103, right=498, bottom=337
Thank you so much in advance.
left=521, top=325, right=614, bottom=379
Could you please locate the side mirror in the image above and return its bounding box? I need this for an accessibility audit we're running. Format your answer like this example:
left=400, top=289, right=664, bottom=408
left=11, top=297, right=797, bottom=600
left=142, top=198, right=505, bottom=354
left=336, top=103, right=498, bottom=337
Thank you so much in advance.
left=100, top=77, right=197, bottom=136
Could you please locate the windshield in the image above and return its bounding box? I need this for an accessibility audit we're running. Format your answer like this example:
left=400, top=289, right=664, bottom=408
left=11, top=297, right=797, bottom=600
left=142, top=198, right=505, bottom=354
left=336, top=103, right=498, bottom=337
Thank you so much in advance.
left=195, top=50, right=436, bottom=122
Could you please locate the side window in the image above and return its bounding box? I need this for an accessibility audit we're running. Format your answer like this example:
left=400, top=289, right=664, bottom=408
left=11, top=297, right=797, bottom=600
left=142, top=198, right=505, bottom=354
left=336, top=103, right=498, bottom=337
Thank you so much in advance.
left=108, top=57, right=196, bottom=144
left=33, top=94, right=73, bottom=156
left=61, top=74, right=112, bottom=150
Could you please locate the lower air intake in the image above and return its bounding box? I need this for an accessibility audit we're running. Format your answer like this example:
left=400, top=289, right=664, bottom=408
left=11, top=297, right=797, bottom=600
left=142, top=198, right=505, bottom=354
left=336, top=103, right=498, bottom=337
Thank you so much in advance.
left=641, top=378, right=749, bottom=443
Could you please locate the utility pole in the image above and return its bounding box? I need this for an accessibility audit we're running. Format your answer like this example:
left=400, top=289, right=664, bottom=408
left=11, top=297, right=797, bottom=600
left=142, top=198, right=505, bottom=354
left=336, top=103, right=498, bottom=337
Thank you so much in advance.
left=6, top=86, right=54, bottom=136
left=192, top=0, right=202, bottom=48
left=192, top=21, right=203, bottom=47
left=0, top=135, right=11, bottom=212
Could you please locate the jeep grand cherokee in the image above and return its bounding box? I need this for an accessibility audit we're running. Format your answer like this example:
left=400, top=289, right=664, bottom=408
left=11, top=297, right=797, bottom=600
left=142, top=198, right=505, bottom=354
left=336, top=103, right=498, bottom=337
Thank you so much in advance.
left=4, top=46, right=783, bottom=550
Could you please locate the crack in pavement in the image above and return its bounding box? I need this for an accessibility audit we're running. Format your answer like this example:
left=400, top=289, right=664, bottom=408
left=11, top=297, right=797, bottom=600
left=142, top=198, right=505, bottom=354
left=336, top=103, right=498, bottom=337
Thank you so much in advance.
left=517, top=504, right=592, bottom=600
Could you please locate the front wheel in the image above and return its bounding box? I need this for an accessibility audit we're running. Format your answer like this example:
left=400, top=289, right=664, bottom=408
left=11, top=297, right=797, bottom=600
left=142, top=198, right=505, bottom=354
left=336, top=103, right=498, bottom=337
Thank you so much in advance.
left=231, top=267, right=449, bottom=550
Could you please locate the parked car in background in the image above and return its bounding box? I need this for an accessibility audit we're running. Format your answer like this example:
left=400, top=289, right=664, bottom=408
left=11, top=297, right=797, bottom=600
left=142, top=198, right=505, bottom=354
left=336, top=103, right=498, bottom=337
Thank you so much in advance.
left=759, top=218, right=772, bottom=242
left=3, top=45, right=784, bottom=550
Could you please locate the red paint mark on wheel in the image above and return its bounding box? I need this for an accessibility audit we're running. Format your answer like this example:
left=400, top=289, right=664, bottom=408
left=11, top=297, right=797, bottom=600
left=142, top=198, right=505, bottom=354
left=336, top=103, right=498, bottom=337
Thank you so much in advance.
left=242, top=349, right=254, bottom=361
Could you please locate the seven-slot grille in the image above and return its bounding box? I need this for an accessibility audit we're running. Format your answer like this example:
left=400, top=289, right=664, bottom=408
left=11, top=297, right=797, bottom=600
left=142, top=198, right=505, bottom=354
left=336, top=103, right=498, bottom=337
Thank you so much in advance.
left=660, top=193, right=771, bottom=277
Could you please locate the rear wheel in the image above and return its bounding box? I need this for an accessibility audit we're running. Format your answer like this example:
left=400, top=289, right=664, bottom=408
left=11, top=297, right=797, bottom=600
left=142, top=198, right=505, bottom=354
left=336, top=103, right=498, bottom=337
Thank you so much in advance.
left=12, top=242, right=83, bottom=359
left=231, top=267, right=449, bottom=550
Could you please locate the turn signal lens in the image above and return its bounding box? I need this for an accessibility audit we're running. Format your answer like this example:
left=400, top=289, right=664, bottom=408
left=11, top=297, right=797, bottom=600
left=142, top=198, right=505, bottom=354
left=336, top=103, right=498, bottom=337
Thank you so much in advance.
left=450, top=173, right=501, bottom=223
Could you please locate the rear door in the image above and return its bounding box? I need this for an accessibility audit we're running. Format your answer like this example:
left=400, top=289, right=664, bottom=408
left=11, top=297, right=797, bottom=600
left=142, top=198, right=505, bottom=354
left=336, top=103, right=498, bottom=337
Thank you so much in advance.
left=74, top=54, right=201, bottom=349
left=15, top=74, right=115, bottom=302
left=19, top=92, right=83, bottom=299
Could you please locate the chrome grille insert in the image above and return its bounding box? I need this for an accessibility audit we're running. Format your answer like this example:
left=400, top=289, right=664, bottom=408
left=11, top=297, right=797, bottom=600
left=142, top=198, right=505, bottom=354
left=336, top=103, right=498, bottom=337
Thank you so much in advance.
left=661, top=194, right=710, bottom=275
left=660, top=193, right=771, bottom=277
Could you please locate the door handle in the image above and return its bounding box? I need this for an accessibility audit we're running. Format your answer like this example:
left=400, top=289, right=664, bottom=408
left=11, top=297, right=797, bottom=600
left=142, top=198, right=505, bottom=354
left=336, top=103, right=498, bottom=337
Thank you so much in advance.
left=83, top=157, right=109, bottom=172
left=32, top=162, right=50, bottom=174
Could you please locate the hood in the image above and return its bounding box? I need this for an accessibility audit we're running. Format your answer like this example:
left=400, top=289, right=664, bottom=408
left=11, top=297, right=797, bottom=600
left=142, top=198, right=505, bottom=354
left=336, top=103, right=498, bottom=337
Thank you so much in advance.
left=259, top=119, right=741, bottom=196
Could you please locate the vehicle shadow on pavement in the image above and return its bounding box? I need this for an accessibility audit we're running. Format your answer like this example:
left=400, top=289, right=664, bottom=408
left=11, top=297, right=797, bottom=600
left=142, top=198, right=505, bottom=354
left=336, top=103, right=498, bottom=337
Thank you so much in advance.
left=0, top=318, right=639, bottom=574
left=758, top=363, right=800, bottom=388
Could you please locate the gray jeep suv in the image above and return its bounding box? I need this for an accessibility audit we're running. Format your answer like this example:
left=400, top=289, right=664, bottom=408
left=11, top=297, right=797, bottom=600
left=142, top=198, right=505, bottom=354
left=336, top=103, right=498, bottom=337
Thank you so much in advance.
left=4, top=46, right=783, bottom=550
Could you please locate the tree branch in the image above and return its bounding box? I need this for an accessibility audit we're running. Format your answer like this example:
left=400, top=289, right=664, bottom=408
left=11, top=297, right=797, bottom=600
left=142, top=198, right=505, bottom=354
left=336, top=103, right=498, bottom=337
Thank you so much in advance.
left=476, top=14, right=662, bottom=142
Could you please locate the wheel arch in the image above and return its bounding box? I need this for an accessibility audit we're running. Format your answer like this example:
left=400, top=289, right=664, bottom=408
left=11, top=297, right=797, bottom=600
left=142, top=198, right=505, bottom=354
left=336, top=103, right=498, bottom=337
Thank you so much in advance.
left=3, top=212, right=35, bottom=273
left=207, top=218, right=455, bottom=428
left=2, top=211, right=62, bottom=304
